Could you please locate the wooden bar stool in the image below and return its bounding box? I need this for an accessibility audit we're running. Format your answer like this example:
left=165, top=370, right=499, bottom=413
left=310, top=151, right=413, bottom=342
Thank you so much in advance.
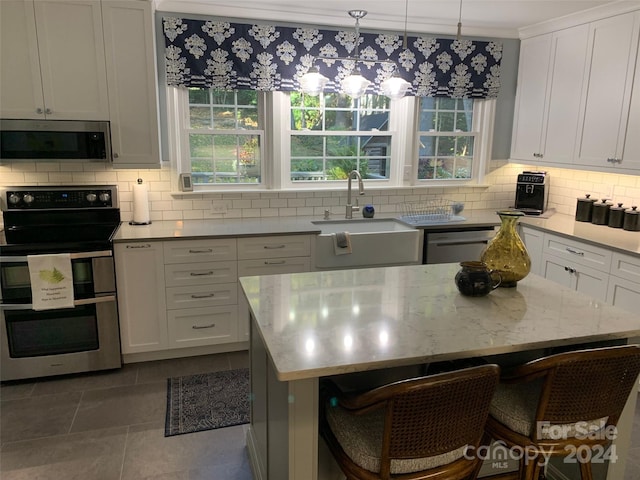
left=320, top=364, right=500, bottom=480
left=486, top=344, right=640, bottom=480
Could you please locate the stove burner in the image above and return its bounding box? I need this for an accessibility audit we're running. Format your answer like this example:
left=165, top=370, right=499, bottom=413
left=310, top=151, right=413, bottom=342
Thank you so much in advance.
left=1, top=185, right=121, bottom=254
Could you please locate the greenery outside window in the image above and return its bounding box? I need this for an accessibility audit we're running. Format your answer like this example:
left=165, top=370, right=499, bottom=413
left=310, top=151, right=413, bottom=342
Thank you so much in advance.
left=185, top=89, right=263, bottom=185
left=289, top=92, right=392, bottom=182
left=417, top=98, right=476, bottom=181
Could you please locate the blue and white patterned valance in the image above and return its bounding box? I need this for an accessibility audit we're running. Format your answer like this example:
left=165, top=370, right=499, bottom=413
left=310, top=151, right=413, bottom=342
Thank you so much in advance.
left=163, top=17, right=502, bottom=98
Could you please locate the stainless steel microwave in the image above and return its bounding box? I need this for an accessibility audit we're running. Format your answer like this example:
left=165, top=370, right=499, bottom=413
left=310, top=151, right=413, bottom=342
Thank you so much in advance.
left=0, top=119, right=111, bottom=162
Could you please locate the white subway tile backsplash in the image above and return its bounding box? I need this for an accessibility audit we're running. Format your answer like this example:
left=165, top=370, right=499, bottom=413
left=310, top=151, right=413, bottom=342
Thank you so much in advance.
left=1, top=163, right=638, bottom=226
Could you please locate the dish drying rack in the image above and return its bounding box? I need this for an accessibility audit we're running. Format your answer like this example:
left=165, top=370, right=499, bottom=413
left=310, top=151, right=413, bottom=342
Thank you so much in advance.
left=399, top=200, right=465, bottom=225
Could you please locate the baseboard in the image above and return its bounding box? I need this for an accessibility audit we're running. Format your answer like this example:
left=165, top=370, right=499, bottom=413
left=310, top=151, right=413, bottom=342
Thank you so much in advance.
left=246, top=427, right=266, bottom=480
left=122, top=341, right=248, bottom=363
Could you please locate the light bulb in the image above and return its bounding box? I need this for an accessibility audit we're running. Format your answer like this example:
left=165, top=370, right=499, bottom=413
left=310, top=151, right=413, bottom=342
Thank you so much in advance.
left=299, top=66, right=329, bottom=96
left=342, top=71, right=371, bottom=98
left=380, top=74, right=411, bottom=100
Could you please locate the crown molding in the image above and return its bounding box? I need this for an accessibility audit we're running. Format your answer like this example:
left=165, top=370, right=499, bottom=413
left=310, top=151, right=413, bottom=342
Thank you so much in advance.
left=155, top=1, right=520, bottom=39
left=519, top=0, right=640, bottom=38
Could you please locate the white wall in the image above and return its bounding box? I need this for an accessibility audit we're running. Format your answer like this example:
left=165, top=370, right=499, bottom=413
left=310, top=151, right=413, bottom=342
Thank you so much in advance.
left=1, top=161, right=639, bottom=224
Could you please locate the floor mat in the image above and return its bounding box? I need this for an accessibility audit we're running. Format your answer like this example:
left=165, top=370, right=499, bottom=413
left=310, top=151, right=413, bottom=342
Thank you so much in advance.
left=165, top=368, right=249, bottom=436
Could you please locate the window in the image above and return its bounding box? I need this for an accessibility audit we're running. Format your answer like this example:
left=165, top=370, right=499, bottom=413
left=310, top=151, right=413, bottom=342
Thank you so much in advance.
left=181, top=89, right=263, bottom=185
left=168, top=87, right=494, bottom=191
left=288, top=92, right=392, bottom=183
left=417, top=98, right=476, bottom=181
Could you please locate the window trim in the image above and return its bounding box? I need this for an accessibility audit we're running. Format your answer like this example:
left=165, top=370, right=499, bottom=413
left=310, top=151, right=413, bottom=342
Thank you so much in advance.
left=167, top=87, right=496, bottom=192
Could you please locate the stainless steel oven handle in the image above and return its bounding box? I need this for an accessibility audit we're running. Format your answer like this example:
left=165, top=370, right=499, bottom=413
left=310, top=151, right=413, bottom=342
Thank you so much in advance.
left=0, top=250, right=112, bottom=263
left=1, top=295, right=116, bottom=310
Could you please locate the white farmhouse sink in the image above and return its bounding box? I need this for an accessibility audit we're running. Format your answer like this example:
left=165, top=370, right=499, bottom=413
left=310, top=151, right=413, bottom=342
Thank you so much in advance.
left=312, top=218, right=421, bottom=269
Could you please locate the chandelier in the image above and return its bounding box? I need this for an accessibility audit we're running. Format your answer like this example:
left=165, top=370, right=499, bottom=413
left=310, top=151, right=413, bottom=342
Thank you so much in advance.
left=298, top=10, right=411, bottom=100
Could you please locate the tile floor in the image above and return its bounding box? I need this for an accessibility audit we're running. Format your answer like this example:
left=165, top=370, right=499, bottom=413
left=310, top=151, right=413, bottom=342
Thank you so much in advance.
left=1, top=352, right=639, bottom=480
left=0, top=351, right=253, bottom=480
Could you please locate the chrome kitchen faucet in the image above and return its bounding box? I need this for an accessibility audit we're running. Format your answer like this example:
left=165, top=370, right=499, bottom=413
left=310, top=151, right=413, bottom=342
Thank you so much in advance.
left=345, top=170, right=365, bottom=219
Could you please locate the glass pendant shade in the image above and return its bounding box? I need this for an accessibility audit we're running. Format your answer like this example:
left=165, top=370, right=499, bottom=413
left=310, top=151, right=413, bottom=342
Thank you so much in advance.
left=342, top=70, right=371, bottom=98
left=380, top=74, right=411, bottom=100
left=299, top=67, right=329, bottom=96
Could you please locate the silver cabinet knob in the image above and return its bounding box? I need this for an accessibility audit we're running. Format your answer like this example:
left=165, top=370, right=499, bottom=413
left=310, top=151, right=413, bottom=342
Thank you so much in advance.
left=36, top=108, right=43, bottom=114
left=45, top=108, right=52, bottom=115
left=113, top=153, right=119, bottom=159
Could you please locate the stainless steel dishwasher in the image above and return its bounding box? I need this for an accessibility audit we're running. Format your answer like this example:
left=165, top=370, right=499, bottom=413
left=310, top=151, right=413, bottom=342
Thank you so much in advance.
left=423, top=228, right=496, bottom=264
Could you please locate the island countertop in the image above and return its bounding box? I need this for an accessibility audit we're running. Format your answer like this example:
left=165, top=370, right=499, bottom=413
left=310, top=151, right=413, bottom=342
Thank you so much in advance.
left=240, top=263, right=640, bottom=381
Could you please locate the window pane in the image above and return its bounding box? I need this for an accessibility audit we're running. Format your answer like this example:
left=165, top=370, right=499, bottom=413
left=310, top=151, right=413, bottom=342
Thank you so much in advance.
left=290, top=134, right=391, bottom=182
left=289, top=92, right=391, bottom=183
left=416, top=97, right=475, bottom=182
left=190, top=107, right=212, bottom=129
left=291, top=135, right=323, bottom=156
left=186, top=89, right=262, bottom=186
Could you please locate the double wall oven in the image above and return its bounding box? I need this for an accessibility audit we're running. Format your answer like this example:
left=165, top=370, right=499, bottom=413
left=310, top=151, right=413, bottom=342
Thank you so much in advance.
left=0, top=186, right=122, bottom=381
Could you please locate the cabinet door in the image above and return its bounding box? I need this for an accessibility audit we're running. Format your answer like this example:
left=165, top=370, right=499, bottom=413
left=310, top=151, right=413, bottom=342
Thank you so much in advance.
left=520, top=226, right=544, bottom=276
left=102, top=0, right=161, bottom=168
left=237, top=235, right=311, bottom=260
left=543, top=24, right=589, bottom=164
left=33, top=0, right=109, bottom=120
left=168, top=306, right=238, bottom=348
left=0, top=0, right=44, bottom=119
left=621, top=43, right=640, bottom=171
left=510, top=34, right=552, bottom=161
left=164, top=238, right=237, bottom=264
left=542, top=253, right=609, bottom=302
left=576, top=12, right=640, bottom=167
left=114, top=242, right=167, bottom=354
left=607, top=276, right=640, bottom=314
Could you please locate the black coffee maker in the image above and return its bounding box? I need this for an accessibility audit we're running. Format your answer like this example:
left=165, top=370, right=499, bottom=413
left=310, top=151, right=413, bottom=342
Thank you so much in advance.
left=514, top=171, right=549, bottom=215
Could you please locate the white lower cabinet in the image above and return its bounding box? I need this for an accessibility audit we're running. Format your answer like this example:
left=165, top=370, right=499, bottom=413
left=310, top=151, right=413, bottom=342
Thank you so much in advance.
left=522, top=229, right=639, bottom=308
left=607, top=252, right=640, bottom=313
left=168, top=306, right=238, bottom=349
left=541, top=252, right=609, bottom=302
left=237, top=236, right=312, bottom=341
left=114, top=242, right=167, bottom=354
left=115, top=234, right=312, bottom=357
left=520, top=226, right=544, bottom=276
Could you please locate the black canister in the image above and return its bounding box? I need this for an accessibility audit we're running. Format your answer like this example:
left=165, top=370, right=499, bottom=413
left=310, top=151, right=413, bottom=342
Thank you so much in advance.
left=575, top=194, right=597, bottom=222
left=608, top=203, right=625, bottom=228
left=623, top=206, right=640, bottom=231
left=591, top=199, right=611, bottom=225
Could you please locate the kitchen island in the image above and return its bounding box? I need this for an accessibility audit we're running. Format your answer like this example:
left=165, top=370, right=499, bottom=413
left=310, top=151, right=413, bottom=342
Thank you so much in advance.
left=240, top=264, right=640, bottom=480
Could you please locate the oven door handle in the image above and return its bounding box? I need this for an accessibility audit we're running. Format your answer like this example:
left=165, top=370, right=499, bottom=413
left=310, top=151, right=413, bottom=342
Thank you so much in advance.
left=0, top=250, right=113, bottom=263
left=0, top=295, right=116, bottom=310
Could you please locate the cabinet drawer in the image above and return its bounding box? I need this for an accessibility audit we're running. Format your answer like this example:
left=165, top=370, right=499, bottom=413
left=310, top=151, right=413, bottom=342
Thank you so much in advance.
left=168, top=305, right=238, bottom=348
left=610, top=252, right=640, bottom=284
left=542, top=233, right=612, bottom=272
left=164, top=238, right=237, bottom=264
left=166, top=282, right=237, bottom=310
left=165, top=261, right=237, bottom=287
left=238, top=257, right=311, bottom=277
left=237, top=235, right=310, bottom=260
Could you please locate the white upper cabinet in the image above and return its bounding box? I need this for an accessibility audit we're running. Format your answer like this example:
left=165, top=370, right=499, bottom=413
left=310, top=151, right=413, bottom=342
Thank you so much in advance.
left=575, top=11, right=640, bottom=168
left=0, top=0, right=109, bottom=120
left=621, top=42, right=640, bottom=170
left=511, top=8, right=640, bottom=173
left=510, top=34, right=552, bottom=162
left=101, top=0, right=161, bottom=168
left=511, top=24, right=590, bottom=164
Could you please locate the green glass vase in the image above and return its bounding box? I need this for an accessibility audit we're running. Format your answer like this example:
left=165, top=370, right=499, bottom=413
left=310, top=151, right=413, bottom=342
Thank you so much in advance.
left=480, top=210, right=531, bottom=287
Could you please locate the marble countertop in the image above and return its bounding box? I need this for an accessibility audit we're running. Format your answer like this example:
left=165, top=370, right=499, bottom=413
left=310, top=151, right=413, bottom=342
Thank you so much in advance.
left=520, top=212, right=640, bottom=256
left=111, top=209, right=639, bottom=257
left=240, top=263, right=640, bottom=381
